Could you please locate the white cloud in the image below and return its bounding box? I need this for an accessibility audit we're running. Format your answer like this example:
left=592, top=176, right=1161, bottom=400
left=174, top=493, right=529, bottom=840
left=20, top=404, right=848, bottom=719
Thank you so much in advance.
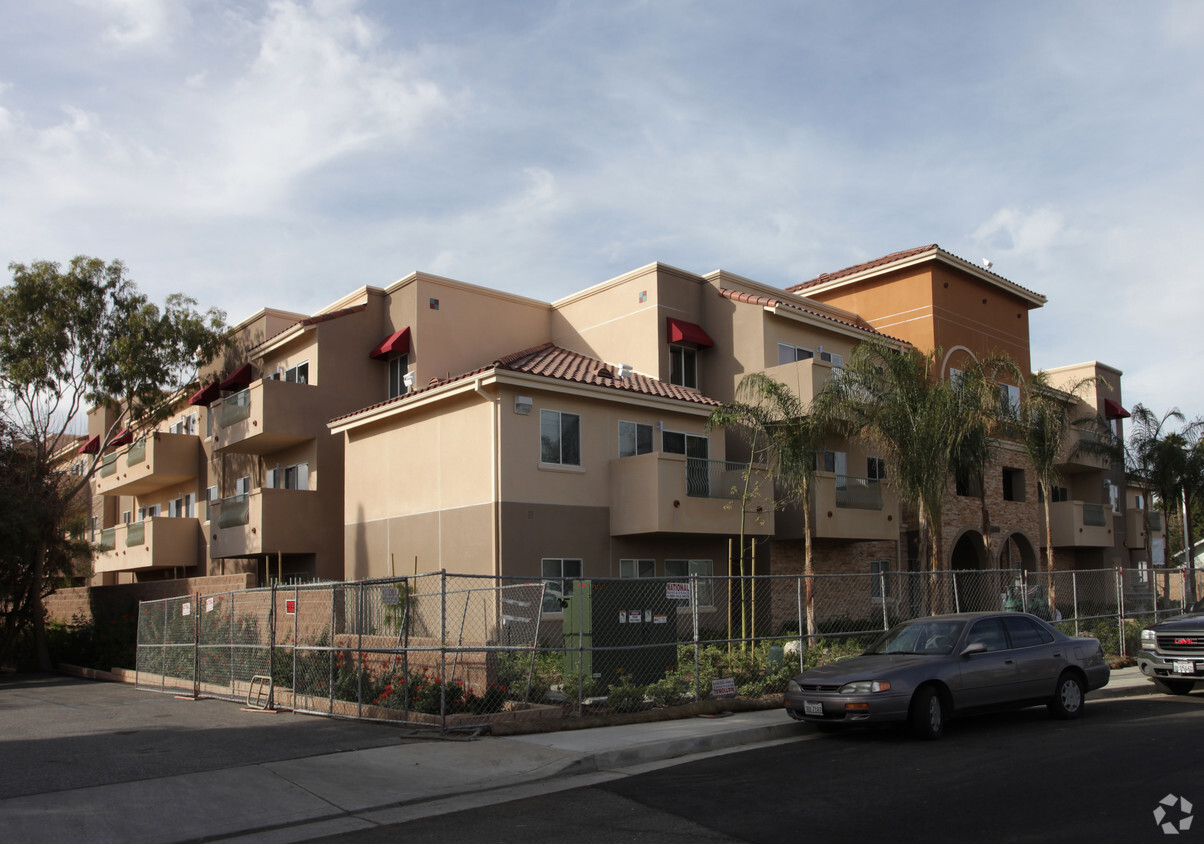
left=90, top=0, right=181, bottom=48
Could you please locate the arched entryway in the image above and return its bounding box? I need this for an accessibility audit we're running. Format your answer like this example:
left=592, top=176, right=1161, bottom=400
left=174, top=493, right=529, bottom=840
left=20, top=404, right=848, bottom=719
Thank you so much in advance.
left=995, top=531, right=1039, bottom=573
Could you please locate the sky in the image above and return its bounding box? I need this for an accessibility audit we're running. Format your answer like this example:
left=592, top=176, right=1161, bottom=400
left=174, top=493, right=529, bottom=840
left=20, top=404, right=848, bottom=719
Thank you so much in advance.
left=2, top=0, right=1202, bottom=419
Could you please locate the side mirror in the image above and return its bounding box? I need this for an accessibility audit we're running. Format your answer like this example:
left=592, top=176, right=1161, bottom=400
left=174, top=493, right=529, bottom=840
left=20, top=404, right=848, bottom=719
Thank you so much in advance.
left=960, top=642, right=987, bottom=657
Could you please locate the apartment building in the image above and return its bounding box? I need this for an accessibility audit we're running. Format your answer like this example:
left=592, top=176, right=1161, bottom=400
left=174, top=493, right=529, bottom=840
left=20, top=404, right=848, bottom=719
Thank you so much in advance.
left=83, top=246, right=1139, bottom=617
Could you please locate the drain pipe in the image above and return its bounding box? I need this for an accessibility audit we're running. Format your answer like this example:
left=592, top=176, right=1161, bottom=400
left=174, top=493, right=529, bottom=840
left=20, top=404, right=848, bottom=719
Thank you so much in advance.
left=474, top=378, right=501, bottom=579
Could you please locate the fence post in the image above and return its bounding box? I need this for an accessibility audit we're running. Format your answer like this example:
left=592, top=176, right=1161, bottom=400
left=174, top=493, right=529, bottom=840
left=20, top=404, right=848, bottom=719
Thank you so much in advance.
left=329, top=585, right=336, bottom=716
left=293, top=583, right=299, bottom=709
left=268, top=583, right=277, bottom=711
left=880, top=570, right=890, bottom=631
left=577, top=581, right=585, bottom=718
left=356, top=583, right=364, bottom=718
left=192, top=592, right=200, bottom=699
left=692, top=574, right=701, bottom=704
left=1072, top=572, right=1080, bottom=637
left=1116, top=567, right=1126, bottom=658
left=1021, top=569, right=1029, bottom=614
left=440, top=569, right=447, bottom=733
left=796, top=576, right=804, bottom=672
left=952, top=572, right=960, bottom=614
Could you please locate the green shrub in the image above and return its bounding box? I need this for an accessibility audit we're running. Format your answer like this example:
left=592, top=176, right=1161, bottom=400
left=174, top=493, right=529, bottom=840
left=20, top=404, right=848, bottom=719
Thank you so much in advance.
left=606, top=678, right=648, bottom=712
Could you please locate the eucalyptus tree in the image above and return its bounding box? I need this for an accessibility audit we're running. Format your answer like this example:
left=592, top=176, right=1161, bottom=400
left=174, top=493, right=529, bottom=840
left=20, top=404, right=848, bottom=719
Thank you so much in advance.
left=813, top=341, right=963, bottom=582
left=0, top=257, right=227, bottom=669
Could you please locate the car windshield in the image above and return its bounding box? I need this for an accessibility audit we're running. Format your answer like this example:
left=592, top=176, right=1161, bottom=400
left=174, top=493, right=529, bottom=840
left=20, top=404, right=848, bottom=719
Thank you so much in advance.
left=867, top=619, right=967, bottom=656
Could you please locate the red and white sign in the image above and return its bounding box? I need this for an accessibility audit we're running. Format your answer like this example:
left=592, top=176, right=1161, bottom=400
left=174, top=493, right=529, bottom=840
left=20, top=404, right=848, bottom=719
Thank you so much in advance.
left=285, top=599, right=297, bottom=615
left=666, top=582, right=690, bottom=601
left=205, top=598, right=215, bottom=613
left=181, top=602, right=191, bottom=617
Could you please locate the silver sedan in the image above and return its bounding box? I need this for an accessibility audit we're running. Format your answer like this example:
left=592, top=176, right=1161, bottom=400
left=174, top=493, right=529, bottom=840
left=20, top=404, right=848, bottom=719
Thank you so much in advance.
left=784, top=612, right=1110, bottom=739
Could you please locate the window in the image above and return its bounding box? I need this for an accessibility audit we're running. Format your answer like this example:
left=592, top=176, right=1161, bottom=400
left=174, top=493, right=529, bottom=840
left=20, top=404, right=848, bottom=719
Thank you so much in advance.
left=1002, top=467, right=1025, bottom=502
left=870, top=560, right=891, bottom=602
left=669, top=345, right=697, bottom=389
left=965, top=618, right=1009, bottom=652
left=998, top=382, right=1021, bottom=416
left=663, top=432, right=709, bottom=496
left=235, top=476, right=250, bottom=496
left=1105, top=480, right=1120, bottom=514
left=956, top=473, right=983, bottom=498
left=205, top=409, right=213, bottom=439
left=1037, top=483, right=1070, bottom=503
left=777, top=343, right=814, bottom=365
left=205, top=486, right=218, bottom=521
left=540, top=409, right=581, bottom=466
left=388, top=354, right=409, bottom=399
left=822, top=450, right=847, bottom=476
left=867, top=457, right=886, bottom=481
left=183, top=493, right=195, bottom=518
left=122, top=510, right=131, bottom=524
left=666, top=559, right=713, bottom=606
left=817, top=349, right=843, bottom=367
left=1002, top=615, right=1053, bottom=648
left=266, top=462, right=310, bottom=490
left=168, top=497, right=182, bottom=518
left=541, top=558, right=583, bottom=613
left=618, top=421, right=653, bottom=458
left=271, top=361, right=309, bottom=384
left=620, top=559, right=655, bottom=578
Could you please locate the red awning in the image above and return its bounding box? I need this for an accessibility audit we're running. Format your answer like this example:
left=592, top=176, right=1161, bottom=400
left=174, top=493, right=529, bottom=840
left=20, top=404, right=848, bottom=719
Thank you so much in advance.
left=189, top=381, right=221, bottom=406
left=78, top=435, right=100, bottom=455
left=1103, top=398, right=1130, bottom=419
left=666, top=318, right=713, bottom=348
left=369, top=327, right=411, bottom=360
left=219, top=363, right=253, bottom=390
left=109, top=429, right=133, bottom=447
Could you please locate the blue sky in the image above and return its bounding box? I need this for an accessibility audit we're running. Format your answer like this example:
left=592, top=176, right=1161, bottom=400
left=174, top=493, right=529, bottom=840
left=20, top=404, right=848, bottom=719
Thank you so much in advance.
left=2, top=1, right=1202, bottom=417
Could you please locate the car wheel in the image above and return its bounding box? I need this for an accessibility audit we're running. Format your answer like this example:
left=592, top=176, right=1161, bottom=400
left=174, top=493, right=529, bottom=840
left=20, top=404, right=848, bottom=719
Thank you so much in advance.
left=909, top=685, right=944, bottom=740
left=1153, top=678, right=1196, bottom=696
left=1048, top=672, right=1085, bottom=719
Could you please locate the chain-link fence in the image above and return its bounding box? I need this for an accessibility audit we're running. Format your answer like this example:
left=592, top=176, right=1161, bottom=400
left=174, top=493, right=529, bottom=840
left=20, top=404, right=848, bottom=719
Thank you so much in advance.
left=135, top=566, right=1204, bottom=731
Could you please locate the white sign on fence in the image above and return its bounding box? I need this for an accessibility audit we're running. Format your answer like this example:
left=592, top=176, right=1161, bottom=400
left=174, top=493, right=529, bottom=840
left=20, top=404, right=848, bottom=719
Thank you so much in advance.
left=712, top=677, right=736, bottom=697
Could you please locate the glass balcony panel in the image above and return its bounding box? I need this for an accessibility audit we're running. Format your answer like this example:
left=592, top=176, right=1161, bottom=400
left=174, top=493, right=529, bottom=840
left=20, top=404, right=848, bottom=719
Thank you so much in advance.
left=218, top=389, right=252, bottom=427
left=218, top=493, right=250, bottom=528
left=125, top=521, right=145, bottom=546
left=100, top=454, right=118, bottom=477
left=835, top=475, right=884, bottom=510
left=1082, top=502, right=1107, bottom=527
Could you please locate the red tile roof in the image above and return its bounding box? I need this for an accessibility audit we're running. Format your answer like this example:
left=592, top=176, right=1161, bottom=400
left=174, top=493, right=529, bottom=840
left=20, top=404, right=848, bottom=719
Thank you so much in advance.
left=786, top=245, right=1045, bottom=303
left=717, top=288, right=904, bottom=344
left=330, top=343, right=719, bottom=425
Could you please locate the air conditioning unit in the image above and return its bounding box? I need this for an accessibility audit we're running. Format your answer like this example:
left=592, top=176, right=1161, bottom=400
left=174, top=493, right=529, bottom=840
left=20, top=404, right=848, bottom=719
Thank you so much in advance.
left=403, top=371, right=417, bottom=391
left=616, top=363, right=634, bottom=379
left=514, top=395, right=533, bottom=415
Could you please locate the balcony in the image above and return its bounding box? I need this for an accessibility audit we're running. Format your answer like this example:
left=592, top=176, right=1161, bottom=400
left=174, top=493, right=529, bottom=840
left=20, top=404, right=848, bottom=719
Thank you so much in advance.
left=609, top=453, right=774, bottom=536
left=211, top=378, right=322, bottom=455
left=1044, top=500, right=1114, bottom=548
left=92, top=433, right=200, bottom=497
left=1059, top=427, right=1111, bottom=471
left=759, top=356, right=839, bottom=407
left=209, top=488, right=323, bottom=558
left=92, top=517, right=202, bottom=573
left=774, top=472, right=900, bottom=541
left=1126, top=508, right=1165, bottom=545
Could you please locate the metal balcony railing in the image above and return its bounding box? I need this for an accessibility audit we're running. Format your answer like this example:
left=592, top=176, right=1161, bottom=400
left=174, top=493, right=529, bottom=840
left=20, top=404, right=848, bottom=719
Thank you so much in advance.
left=835, top=475, right=884, bottom=510
left=1148, top=511, right=1164, bottom=532
left=685, top=458, right=750, bottom=500
left=217, top=493, right=250, bottom=528
left=1083, top=502, right=1107, bottom=527
left=218, top=389, right=252, bottom=427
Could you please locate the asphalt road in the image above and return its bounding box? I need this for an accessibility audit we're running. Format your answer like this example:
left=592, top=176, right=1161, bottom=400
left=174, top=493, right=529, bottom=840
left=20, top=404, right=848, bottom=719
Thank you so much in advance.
left=0, top=673, right=409, bottom=799
left=320, top=694, right=1204, bottom=843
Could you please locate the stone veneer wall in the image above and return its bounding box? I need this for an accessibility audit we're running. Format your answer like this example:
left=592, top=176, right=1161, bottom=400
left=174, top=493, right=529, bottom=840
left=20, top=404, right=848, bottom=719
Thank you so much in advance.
left=938, top=447, right=1043, bottom=570
left=768, top=538, right=900, bottom=630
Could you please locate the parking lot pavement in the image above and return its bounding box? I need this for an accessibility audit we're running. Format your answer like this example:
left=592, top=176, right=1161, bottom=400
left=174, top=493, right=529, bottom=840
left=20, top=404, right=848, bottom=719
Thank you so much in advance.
left=0, top=673, right=410, bottom=799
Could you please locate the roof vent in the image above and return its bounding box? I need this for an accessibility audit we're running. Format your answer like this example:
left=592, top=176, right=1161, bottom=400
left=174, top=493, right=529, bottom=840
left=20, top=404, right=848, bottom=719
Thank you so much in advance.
left=616, top=363, right=634, bottom=379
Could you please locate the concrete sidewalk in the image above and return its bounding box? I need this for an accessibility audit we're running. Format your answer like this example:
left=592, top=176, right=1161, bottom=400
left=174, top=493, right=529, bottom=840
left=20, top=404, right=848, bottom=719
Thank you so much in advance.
left=1, top=666, right=1158, bottom=844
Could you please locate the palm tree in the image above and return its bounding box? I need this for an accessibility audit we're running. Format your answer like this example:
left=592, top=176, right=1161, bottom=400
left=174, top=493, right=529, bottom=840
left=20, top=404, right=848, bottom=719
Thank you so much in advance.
left=947, top=355, right=1025, bottom=565
left=814, top=341, right=963, bottom=587
left=706, top=372, right=827, bottom=641
left=1127, top=405, right=1186, bottom=587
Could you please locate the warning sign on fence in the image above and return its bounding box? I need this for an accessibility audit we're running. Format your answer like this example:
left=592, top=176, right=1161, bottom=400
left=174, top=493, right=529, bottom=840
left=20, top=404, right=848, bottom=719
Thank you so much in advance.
left=666, top=582, right=690, bottom=601
left=711, top=677, right=736, bottom=697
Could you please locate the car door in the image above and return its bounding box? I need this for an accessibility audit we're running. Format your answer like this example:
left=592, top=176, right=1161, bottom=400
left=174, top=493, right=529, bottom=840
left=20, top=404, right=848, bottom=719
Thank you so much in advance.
left=958, top=617, right=1022, bottom=707
left=1001, top=615, right=1062, bottom=698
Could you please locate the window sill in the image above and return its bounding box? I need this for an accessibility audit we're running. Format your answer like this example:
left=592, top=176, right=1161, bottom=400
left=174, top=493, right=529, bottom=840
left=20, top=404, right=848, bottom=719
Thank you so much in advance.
left=538, top=462, right=585, bottom=474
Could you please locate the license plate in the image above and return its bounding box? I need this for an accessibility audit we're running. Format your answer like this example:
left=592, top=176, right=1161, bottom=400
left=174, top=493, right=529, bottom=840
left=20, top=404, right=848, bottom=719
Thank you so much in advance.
left=803, top=701, right=824, bottom=716
left=1174, top=660, right=1195, bottom=675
